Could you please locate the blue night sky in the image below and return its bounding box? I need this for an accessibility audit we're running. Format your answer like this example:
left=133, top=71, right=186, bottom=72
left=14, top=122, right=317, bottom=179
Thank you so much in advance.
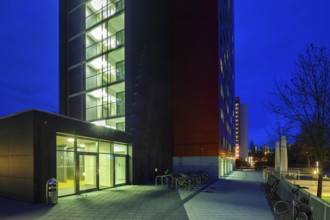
left=0, top=1, right=58, bottom=116
left=0, top=1, right=330, bottom=147
left=235, top=0, right=330, bottom=146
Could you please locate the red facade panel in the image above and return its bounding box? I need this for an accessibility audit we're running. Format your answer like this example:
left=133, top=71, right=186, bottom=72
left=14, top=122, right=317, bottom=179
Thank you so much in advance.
left=173, top=143, right=219, bottom=157
left=171, top=0, right=220, bottom=157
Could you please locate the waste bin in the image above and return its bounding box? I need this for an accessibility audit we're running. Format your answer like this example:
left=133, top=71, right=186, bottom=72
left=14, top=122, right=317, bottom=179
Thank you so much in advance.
left=46, top=178, right=58, bottom=204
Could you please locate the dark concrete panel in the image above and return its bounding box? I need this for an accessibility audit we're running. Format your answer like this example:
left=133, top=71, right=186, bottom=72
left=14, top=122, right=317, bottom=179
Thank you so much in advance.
left=0, top=118, right=9, bottom=136
left=9, top=155, right=34, bottom=179
left=68, top=66, right=83, bottom=94
left=125, top=0, right=173, bottom=184
left=8, top=112, right=34, bottom=134
left=68, top=36, right=83, bottom=67
left=9, top=133, right=34, bottom=156
left=0, top=156, right=9, bottom=176
left=66, top=0, right=82, bottom=11
left=7, top=177, right=34, bottom=203
left=68, top=95, right=83, bottom=120
left=0, top=135, right=9, bottom=155
left=67, top=8, right=83, bottom=39
left=34, top=115, right=57, bottom=202
left=60, top=0, right=85, bottom=116
left=0, top=177, right=9, bottom=195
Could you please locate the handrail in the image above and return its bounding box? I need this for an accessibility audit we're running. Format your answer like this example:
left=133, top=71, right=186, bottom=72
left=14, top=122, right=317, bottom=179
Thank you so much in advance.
left=265, top=170, right=330, bottom=220
left=86, top=0, right=124, bottom=29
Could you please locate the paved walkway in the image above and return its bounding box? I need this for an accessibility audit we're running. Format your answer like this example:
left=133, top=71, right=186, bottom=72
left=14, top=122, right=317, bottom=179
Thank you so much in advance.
left=180, top=171, right=274, bottom=220
left=0, top=171, right=274, bottom=220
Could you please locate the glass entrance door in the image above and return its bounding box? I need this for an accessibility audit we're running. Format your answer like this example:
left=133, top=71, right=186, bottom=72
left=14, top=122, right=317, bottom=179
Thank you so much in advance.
left=78, top=154, right=97, bottom=192
left=114, top=156, right=126, bottom=185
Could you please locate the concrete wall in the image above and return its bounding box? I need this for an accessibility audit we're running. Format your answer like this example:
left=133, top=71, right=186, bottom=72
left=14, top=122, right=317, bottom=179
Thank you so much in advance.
left=0, top=112, right=35, bottom=203
left=173, top=156, right=233, bottom=179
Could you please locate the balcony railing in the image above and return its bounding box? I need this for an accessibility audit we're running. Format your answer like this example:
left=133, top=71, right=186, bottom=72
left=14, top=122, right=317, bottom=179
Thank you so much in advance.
left=86, top=101, right=125, bottom=121
left=86, top=0, right=124, bottom=29
left=264, top=170, right=330, bottom=220
left=86, top=30, right=125, bottom=60
left=86, top=67, right=125, bottom=90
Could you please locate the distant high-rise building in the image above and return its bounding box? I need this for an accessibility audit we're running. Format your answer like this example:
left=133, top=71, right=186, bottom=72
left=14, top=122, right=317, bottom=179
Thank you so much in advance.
left=250, top=140, right=258, bottom=155
left=240, top=103, right=249, bottom=160
left=235, top=97, right=240, bottom=159
left=235, top=97, right=248, bottom=161
left=261, top=145, right=270, bottom=154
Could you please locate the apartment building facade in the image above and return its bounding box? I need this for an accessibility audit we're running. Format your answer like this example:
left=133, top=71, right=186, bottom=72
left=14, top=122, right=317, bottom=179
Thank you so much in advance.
left=60, top=0, right=173, bottom=184
left=60, top=0, right=235, bottom=182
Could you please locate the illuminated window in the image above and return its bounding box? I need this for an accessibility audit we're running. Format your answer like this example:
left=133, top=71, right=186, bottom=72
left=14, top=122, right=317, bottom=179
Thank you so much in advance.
left=86, top=0, right=124, bottom=29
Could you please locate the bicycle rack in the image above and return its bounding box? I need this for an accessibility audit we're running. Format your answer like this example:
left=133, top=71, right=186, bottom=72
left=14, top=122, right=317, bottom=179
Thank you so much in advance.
left=155, top=174, right=173, bottom=186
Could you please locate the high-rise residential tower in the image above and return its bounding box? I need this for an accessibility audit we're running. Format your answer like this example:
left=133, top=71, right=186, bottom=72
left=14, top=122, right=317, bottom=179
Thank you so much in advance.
left=60, top=0, right=235, bottom=181
left=235, top=97, right=241, bottom=159
left=60, top=0, right=126, bottom=129
left=60, top=0, right=173, bottom=184
left=239, top=103, right=249, bottom=160
left=235, top=97, right=248, bottom=161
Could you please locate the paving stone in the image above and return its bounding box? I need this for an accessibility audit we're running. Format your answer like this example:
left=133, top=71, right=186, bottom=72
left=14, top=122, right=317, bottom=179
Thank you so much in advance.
left=0, top=171, right=274, bottom=220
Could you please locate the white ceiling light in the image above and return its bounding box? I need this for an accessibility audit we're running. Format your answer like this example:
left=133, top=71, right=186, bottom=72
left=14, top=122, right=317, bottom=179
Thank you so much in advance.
left=89, top=57, right=108, bottom=69
left=90, top=0, right=108, bottom=11
left=88, top=88, right=107, bottom=98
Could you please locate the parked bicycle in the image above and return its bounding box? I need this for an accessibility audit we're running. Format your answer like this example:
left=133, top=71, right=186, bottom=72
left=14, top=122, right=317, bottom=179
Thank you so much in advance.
left=170, top=171, right=209, bottom=189
left=268, top=178, right=280, bottom=199
left=273, top=185, right=313, bottom=220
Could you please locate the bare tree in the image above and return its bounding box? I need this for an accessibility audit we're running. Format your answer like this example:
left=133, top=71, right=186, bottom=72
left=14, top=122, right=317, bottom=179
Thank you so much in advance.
left=266, top=119, right=294, bottom=146
left=269, top=44, right=330, bottom=198
left=295, top=131, right=315, bottom=173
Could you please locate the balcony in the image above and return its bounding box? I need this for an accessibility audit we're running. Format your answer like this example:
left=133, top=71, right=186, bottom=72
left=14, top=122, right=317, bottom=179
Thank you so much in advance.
left=86, top=0, right=124, bottom=29
left=86, top=61, right=125, bottom=90
left=86, top=101, right=125, bottom=121
left=86, top=30, right=125, bottom=60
